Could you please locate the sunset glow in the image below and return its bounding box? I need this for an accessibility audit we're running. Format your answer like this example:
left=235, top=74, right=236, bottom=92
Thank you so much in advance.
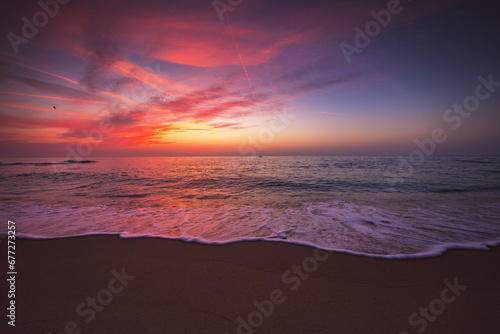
left=1, top=0, right=499, bottom=157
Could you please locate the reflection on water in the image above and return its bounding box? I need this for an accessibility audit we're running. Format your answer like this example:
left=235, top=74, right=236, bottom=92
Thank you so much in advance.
left=1, top=156, right=499, bottom=257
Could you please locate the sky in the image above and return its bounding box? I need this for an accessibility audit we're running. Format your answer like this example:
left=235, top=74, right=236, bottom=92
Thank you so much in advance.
left=0, top=0, right=499, bottom=158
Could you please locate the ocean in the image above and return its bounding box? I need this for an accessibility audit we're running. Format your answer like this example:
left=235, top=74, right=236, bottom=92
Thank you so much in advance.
left=1, top=156, right=499, bottom=258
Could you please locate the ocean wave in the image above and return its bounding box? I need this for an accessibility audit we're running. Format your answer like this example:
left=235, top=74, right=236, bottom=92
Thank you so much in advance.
left=2, top=199, right=499, bottom=259
left=432, top=186, right=500, bottom=193
left=0, top=160, right=97, bottom=166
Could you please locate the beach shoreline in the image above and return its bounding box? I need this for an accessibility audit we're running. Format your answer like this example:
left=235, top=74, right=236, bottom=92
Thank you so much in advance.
left=2, top=235, right=499, bottom=333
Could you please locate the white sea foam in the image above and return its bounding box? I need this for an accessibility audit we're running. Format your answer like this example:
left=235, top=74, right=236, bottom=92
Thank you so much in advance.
left=1, top=157, right=499, bottom=258
left=2, top=200, right=499, bottom=259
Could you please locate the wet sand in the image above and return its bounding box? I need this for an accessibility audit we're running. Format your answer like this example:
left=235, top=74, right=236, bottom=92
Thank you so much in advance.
left=3, top=235, right=500, bottom=333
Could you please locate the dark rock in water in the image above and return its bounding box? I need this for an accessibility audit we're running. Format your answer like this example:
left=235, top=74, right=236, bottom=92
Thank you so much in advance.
left=65, top=160, right=97, bottom=164
left=363, top=220, right=376, bottom=226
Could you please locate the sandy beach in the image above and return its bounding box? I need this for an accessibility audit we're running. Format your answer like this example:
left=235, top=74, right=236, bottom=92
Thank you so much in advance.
left=2, top=235, right=499, bottom=333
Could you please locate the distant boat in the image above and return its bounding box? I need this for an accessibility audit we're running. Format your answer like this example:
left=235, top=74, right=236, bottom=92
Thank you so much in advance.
left=258, top=155, right=262, bottom=158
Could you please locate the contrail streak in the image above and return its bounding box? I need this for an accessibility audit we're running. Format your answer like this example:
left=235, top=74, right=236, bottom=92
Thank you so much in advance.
left=9, top=60, right=80, bottom=85
left=222, top=3, right=261, bottom=117
left=0, top=91, right=110, bottom=104
left=0, top=100, right=97, bottom=118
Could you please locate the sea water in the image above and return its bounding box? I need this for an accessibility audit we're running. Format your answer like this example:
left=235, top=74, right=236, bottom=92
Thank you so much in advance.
left=1, top=156, right=499, bottom=258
